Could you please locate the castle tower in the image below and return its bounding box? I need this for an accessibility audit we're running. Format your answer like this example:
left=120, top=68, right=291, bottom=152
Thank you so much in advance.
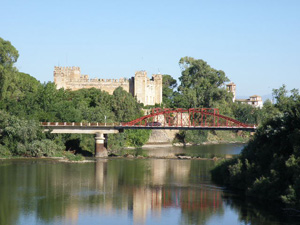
left=152, top=74, right=162, bottom=104
left=54, top=66, right=81, bottom=89
left=134, top=71, right=147, bottom=104
left=226, top=82, right=236, bottom=102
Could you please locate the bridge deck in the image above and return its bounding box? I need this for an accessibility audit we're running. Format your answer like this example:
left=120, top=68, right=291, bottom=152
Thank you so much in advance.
left=41, top=122, right=256, bottom=133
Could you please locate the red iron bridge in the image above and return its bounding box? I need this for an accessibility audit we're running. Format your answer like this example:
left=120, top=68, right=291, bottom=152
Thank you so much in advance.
left=41, top=108, right=257, bottom=157
left=41, top=108, right=256, bottom=131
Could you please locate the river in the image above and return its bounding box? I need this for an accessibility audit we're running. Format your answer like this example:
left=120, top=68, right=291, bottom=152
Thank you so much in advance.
left=0, top=143, right=298, bottom=225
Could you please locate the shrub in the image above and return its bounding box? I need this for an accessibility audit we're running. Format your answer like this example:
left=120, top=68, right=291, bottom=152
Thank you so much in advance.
left=64, top=152, right=85, bottom=161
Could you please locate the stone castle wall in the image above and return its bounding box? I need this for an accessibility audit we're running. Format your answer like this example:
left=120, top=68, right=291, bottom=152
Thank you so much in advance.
left=54, top=66, right=162, bottom=105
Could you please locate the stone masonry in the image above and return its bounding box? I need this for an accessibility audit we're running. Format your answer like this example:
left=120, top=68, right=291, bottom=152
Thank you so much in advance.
left=54, top=66, right=162, bottom=105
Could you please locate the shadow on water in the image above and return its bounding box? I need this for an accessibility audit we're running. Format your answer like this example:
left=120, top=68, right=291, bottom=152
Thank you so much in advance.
left=221, top=192, right=300, bottom=225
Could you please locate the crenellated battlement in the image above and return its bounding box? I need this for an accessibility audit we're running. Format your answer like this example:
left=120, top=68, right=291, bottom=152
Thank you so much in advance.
left=135, top=70, right=147, bottom=77
left=87, top=78, right=130, bottom=84
left=54, top=66, right=81, bottom=74
left=53, top=66, right=162, bottom=105
left=152, top=74, right=162, bottom=80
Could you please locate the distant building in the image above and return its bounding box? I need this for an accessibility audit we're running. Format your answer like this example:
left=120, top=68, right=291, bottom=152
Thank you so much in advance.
left=53, top=66, right=162, bottom=106
left=235, top=95, right=263, bottom=108
left=226, top=83, right=263, bottom=108
left=226, top=82, right=236, bottom=102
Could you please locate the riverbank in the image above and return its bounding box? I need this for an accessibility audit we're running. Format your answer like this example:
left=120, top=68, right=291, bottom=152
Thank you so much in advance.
left=0, top=154, right=224, bottom=163
left=142, top=140, right=247, bottom=148
left=1, top=142, right=245, bottom=162
left=144, top=129, right=250, bottom=148
left=0, top=155, right=224, bottom=163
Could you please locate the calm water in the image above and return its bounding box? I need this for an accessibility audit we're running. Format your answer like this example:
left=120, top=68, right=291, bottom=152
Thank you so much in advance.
left=0, top=144, right=299, bottom=225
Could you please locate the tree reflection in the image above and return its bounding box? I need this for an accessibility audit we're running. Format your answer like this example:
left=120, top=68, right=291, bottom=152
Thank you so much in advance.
left=0, top=158, right=295, bottom=225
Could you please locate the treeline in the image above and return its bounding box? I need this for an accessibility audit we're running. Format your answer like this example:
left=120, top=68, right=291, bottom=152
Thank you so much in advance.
left=211, top=86, right=300, bottom=207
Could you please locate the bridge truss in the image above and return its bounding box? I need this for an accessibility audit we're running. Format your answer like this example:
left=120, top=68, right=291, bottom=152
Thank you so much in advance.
left=121, top=108, right=256, bottom=130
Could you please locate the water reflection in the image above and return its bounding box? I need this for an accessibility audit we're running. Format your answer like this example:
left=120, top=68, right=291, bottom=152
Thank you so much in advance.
left=133, top=143, right=245, bottom=159
left=0, top=147, right=298, bottom=225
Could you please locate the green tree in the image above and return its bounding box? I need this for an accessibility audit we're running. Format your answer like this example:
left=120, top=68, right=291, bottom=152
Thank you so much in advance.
left=112, top=87, right=143, bottom=122
left=0, top=38, right=19, bottom=103
left=0, top=72, right=42, bottom=117
left=0, top=38, right=19, bottom=67
left=125, top=129, right=151, bottom=147
left=273, top=85, right=300, bottom=113
left=176, top=57, right=231, bottom=108
left=231, top=103, right=261, bottom=124
left=162, top=74, right=177, bottom=107
left=260, top=99, right=280, bottom=123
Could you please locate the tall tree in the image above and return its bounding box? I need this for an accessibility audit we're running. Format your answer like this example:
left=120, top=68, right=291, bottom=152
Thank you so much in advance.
left=0, top=38, right=19, bottom=67
left=162, top=74, right=177, bottom=107
left=176, top=57, right=231, bottom=108
left=0, top=38, right=19, bottom=102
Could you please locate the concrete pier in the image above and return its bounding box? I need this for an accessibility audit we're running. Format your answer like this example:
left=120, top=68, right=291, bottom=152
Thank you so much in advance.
left=95, top=133, right=108, bottom=157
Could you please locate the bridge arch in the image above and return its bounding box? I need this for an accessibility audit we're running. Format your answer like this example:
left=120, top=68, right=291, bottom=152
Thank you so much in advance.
left=122, top=108, right=255, bottom=128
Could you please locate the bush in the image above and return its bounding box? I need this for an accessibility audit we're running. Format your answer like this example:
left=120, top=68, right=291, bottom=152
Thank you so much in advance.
left=64, top=152, right=85, bottom=161
left=27, top=139, right=64, bottom=157
left=125, top=129, right=151, bottom=147
left=0, top=110, right=65, bottom=157
left=0, top=145, right=12, bottom=158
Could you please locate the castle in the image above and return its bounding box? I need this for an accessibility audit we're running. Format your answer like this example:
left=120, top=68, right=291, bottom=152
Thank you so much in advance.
left=54, top=66, right=163, bottom=106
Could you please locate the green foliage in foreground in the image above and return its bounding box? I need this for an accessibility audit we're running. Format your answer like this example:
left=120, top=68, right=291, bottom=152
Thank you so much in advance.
left=0, top=111, right=64, bottom=157
left=211, top=90, right=300, bottom=206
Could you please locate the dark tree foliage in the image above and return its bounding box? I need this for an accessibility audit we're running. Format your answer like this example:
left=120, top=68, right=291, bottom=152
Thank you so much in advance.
left=212, top=86, right=300, bottom=207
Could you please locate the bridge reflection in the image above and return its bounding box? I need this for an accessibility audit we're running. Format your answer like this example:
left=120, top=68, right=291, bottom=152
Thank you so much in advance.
left=92, top=159, right=222, bottom=224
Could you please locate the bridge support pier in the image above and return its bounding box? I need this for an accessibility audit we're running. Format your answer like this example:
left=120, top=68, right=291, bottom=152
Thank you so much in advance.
left=95, top=132, right=108, bottom=157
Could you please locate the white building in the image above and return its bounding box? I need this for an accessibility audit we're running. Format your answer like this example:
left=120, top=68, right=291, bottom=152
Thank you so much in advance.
left=226, top=83, right=263, bottom=108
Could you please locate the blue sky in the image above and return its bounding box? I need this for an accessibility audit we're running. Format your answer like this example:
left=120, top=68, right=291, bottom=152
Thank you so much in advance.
left=1, top=0, right=299, bottom=96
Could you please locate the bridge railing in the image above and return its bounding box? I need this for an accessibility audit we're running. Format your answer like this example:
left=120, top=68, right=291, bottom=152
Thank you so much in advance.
left=40, top=122, right=120, bottom=126
left=120, top=124, right=257, bottom=128
left=40, top=122, right=256, bottom=128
